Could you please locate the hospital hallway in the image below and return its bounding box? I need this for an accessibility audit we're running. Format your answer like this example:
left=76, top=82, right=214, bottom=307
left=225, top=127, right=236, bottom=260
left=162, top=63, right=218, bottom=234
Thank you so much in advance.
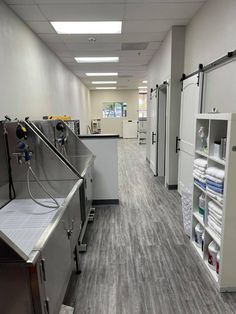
left=64, top=139, right=236, bottom=314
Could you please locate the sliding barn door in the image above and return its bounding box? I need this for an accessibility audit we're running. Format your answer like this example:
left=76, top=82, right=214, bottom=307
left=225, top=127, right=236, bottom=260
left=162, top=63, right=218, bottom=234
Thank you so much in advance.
left=178, top=74, right=201, bottom=193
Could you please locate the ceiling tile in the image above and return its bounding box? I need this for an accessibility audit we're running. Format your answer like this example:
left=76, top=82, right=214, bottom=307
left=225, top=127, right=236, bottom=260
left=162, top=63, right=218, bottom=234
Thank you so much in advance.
left=35, top=0, right=123, bottom=3
left=27, top=21, right=56, bottom=33
left=125, top=3, right=203, bottom=20
left=61, top=34, right=123, bottom=44
left=121, top=32, right=165, bottom=42
left=9, top=4, right=47, bottom=21
left=120, top=50, right=154, bottom=57
left=38, top=33, right=63, bottom=43
left=147, top=42, right=161, bottom=50
left=126, top=0, right=204, bottom=2
left=60, top=32, right=165, bottom=44
left=65, top=42, right=122, bottom=52
left=123, top=19, right=189, bottom=33
left=38, top=4, right=125, bottom=21
left=5, top=0, right=35, bottom=4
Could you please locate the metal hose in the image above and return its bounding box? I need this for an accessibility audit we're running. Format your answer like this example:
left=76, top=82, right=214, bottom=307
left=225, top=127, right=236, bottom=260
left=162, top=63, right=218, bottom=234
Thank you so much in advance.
left=27, top=165, right=60, bottom=211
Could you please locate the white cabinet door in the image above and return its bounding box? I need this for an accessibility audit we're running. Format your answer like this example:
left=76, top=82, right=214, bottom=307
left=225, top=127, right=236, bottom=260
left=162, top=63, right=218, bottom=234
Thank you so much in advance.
left=178, top=74, right=201, bottom=193
left=149, top=91, right=158, bottom=175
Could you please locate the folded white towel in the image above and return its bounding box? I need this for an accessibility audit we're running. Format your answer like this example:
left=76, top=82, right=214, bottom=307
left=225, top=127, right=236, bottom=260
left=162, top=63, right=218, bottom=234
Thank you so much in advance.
left=208, top=201, right=223, bottom=216
left=206, top=189, right=224, bottom=205
left=208, top=217, right=221, bottom=235
left=194, top=165, right=206, bottom=173
left=208, top=219, right=222, bottom=238
left=209, top=209, right=222, bottom=223
left=206, top=174, right=224, bottom=184
left=206, top=187, right=223, bottom=197
left=206, top=167, right=225, bottom=180
left=194, top=158, right=207, bottom=169
left=193, top=173, right=206, bottom=184
left=208, top=212, right=222, bottom=226
left=193, top=169, right=206, bottom=180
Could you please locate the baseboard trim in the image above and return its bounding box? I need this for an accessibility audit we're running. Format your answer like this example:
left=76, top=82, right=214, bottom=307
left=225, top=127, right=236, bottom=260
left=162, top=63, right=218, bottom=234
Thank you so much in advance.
left=166, top=184, right=178, bottom=190
left=92, top=199, right=119, bottom=205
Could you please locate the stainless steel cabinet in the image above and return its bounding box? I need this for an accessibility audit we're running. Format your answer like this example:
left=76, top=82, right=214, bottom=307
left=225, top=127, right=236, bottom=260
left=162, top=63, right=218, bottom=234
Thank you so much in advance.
left=41, top=207, right=72, bottom=314
left=0, top=181, right=82, bottom=314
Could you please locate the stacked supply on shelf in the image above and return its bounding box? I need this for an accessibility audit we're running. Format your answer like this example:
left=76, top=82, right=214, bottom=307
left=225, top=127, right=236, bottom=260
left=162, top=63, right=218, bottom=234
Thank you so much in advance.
left=193, top=158, right=207, bottom=190
left=208, top=201, right=223, bottom=238
left=206, top=167, right=225, bottom=205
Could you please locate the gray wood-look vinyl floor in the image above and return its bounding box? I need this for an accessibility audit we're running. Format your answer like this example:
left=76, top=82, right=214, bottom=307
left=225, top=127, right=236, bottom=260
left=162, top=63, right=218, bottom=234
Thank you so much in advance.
left=64, top=139, right=236, bottom=314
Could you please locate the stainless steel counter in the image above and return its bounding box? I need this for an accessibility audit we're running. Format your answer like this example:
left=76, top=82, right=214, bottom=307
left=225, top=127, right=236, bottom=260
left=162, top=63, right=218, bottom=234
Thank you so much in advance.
left=0, top=198, right=64, bottom=260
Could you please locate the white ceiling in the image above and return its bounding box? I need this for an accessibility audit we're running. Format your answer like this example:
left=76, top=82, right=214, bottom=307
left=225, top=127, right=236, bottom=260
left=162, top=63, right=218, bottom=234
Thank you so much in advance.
left=4, top=0, right=206, bottom=90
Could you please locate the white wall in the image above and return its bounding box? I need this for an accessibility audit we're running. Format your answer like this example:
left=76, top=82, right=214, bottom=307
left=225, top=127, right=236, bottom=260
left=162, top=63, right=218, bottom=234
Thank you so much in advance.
left=185, top=0, right=236, bottom=74
left=184, top=0, right=236, bottom=114
left=0, top=1, right=91, bottom=134
left=147, top=26, right=185, bottom=186
left=146, top=30, right=172, bottom=162
left=90, top=89, right=139, bottom=136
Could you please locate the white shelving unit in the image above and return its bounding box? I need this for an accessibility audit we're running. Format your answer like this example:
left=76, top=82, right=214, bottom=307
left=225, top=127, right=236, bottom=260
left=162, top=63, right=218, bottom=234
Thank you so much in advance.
left=191, top=113, right=236, bottom=292
left=138, top=118, right=147, bottom=144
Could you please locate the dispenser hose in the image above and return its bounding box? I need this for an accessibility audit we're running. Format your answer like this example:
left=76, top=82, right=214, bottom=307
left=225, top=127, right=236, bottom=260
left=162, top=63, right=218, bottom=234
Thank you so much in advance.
left=27, top=165, right=60, bottom=210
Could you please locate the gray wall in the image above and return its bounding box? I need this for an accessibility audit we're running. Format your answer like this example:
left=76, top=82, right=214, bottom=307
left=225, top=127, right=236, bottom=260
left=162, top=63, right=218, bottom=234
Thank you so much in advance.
left=0, top=1, right=91, bottom=134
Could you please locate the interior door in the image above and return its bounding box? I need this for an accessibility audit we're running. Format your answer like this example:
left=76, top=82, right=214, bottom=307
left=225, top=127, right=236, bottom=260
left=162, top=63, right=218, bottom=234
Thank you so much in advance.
left=178, top=74, right=201, bottom=194
left=157, top=86, right=167, bottom=177
left=149, top=89, right=158, bottom=175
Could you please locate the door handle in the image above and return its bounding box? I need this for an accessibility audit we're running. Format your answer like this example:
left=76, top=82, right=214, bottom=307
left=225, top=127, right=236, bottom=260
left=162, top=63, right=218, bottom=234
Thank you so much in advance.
left=176, top=136, right=181, bottom=153
left=152, top=132, right=156, bottom=144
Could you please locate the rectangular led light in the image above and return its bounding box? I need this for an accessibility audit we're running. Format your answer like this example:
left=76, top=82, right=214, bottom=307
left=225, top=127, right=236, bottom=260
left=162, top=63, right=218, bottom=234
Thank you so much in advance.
left=51, top=21, right=122, bottom=34
left=95, top=87, right=117, bottom=90
left=75, top=57, right=119, bottom=63
left=138, top=86, right=147, bottom=89
left=142, top=80, right=148, bottom=84
left=86, top=73, right=118, bottom=76
left=92, top=81, right=117, bottom=84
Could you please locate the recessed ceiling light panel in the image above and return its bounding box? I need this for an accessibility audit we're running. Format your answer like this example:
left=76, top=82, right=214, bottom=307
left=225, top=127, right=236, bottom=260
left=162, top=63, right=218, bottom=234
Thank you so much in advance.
left=92, top=81, right=117, bottom=84
left=139, top=90, right=147, bottom=94
left=95, top=87, right=117, bottom=90
left=86, top=73, right=118, bottom=76
left=138, top=86, right=147, bottom=89
left=142, top=80, right=148, bottom=84
left=75, top=57, right=119, bottom=63
left=51, top=21, right=122, bottom=34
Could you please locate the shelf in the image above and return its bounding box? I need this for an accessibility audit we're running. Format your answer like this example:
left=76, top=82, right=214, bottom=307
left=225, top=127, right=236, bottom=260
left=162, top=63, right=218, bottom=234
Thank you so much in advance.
left=208, top=155, right=226, bottom=166
left=192, top=241, right=203, bottom=259
left=204, top=259, right=219, bottom=283
left=206, top=192, right=224, bottom=208
left=193, top=211, right=205, bottom=227
left=205, top=226, right=221, bottom=247
left=195, top=150, right=208, bottom=158
left=194, top=183, right=206, bottom=194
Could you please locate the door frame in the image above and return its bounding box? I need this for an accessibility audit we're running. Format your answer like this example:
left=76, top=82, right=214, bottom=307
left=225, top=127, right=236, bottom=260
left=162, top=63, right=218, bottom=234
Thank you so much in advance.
left=157, top=82, right=168, bottom=179
left=149, top=86, right=158, bottom=175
